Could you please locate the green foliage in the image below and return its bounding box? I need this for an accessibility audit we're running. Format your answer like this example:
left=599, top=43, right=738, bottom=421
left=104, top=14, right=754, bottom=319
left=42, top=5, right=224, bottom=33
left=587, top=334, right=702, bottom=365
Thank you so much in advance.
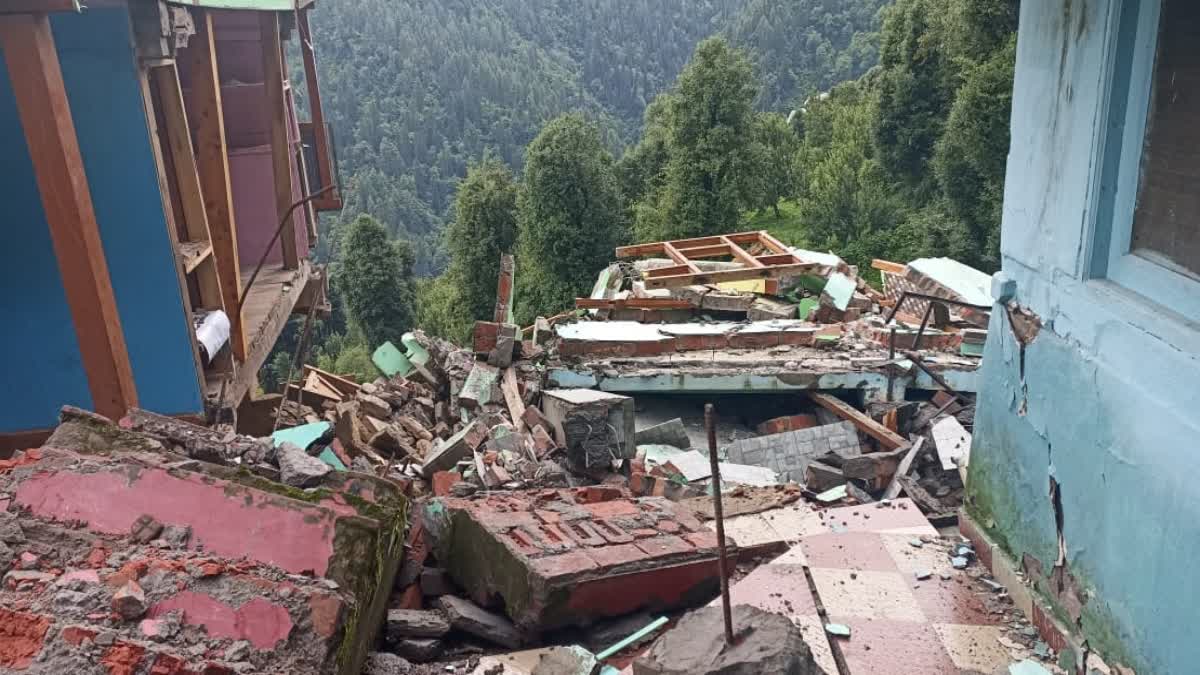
left=335, top=215, right=417, bottom=348
left=873, top=0, right=955, bottom=187
left=740, top=199, right=808, bottom=248
left=727, top=0, right=891, bottom=110
left=634, top=38, right=762, bottom=241
left=934, top=35, right=1016, bottom=269
left=319, top=344, right=378, bottom=384
left=415, top=275, right=473, bottom=345
left=516, top=114, right=626, bottom=323
left=749, top=112, right=800, bottom=217
left=443, top=156, right=519, bottom=325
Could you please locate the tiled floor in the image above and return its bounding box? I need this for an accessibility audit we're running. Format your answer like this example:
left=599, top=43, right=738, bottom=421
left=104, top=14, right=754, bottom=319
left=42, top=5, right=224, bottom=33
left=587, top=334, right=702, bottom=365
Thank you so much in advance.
left=713, top=499, right=1015, bottom=675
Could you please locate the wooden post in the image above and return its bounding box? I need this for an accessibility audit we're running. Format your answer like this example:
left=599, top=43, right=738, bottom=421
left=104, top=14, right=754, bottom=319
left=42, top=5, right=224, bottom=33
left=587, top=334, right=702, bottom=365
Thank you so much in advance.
left=0, top=14, right=138, bottom=419
left=185, top=11, right=246, bottom=360
left=297, top=8, right=337, bottom=208
left=260, top=11, right=297, bottom=270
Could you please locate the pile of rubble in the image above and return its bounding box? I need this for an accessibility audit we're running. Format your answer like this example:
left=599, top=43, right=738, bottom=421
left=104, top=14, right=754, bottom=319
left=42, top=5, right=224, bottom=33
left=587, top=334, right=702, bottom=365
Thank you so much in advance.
left=0, top=234, right=1079, bottom=675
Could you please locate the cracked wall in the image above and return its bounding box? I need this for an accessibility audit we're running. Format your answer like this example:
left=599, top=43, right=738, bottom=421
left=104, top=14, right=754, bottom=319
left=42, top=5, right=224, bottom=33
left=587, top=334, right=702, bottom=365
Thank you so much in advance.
left=969, top=2, right=1200, bottom=673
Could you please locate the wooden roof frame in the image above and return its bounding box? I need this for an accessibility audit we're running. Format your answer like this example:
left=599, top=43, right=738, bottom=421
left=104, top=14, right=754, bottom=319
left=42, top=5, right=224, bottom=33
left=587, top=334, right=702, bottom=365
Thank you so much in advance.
left=616, top=230, right=823, bottom=289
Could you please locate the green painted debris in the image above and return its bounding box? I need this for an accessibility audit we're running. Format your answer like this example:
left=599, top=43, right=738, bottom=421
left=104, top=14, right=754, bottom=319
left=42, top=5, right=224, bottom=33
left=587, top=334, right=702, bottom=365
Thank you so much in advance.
left=797, top=297, right=819, bottom=320
left=825, top=623, right=851, bottom=637
left=271, top=422, right=345, bottom=471
left=794, top=274, right=828, bottom=295
left=960, top=341, right=985, bottom=357
left=1009, top=660, right=1052, bottom=675
left=815, top=485, right=848, bottom=503
left=595, top=616, right=668, bottom=661
left=373, top=332, right=432, bottom=379
left=823, top=272, right=856, bottom=311
left=372, top=341, right=412, bottom=378
left=815, top=333, right=840, bottom=344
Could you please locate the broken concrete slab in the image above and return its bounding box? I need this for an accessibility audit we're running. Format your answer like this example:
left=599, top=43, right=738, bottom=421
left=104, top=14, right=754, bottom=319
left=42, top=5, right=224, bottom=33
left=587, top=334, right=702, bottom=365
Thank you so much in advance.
left=459, top=362, right=501, bottom=409
left=700, top=291, right=755, bottom=313
left=932, top=416, right=971, bottom=470
left=542, top=389, right=636, bottom=476
left=725, top=421, right=861, bottom=483
left=437, top=595, right=523, bottom=649
left=421, top=420, right=484, bottom=478
left=432, top=489, right=722, bottom=632
left=747, top=295, right=799, bottom=321
left=841, top=444, right=912, bottom=490
left=635, top=418, right=691, bottom=449
left=277, top=441, right=333, bottom=487
left=633, top=604, right=826, bottom=675
left=804, top=461, right=846, bottom=492
left=385, top=609, right=451, bottom=639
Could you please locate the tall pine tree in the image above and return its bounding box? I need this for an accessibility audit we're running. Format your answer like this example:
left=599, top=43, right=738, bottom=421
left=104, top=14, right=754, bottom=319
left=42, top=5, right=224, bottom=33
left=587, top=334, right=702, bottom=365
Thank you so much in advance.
left=336, top=214, right=416, bottom=348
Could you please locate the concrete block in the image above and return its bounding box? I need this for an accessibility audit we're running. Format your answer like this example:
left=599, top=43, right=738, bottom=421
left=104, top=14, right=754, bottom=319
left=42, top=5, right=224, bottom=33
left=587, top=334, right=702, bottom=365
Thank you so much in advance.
left=635, top=418, right=691, bottom=449
left=700, top=292, right=754, bottom=312
left=385, top=609, right=450, bottom=639
left=437, top=595, right=522, bottom=648
left=421, top=420, right=484, bottom=478
left=805, top=462, right=846, bottom=492
left=542, top=390, right=636, bottom=474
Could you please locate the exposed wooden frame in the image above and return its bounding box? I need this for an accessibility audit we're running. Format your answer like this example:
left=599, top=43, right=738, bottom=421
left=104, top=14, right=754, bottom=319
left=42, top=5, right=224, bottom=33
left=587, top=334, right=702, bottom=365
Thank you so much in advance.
left=136, top=60, right=209, bottom=395
left=617, top=231, right=822, bottom=290
left=184, top=10, right=245, bottom=360
left=872, top=259, right=908, bottom=275
left=296, top=7, right=339, bottom=211
left=150, top=64, right=224, bottom=312
left=260, top=11, right=297, bottom=269
left=0, top=13, right=138, bottom=420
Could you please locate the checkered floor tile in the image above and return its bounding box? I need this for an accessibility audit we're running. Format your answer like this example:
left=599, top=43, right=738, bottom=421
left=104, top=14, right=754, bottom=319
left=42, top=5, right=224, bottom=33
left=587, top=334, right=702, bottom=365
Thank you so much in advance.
left=715, top=499, right=1013, bottom=675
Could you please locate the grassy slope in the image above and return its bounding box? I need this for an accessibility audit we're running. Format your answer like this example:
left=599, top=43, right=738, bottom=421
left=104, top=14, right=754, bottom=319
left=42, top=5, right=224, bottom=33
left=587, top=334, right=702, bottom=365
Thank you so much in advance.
left=739, top=199, right=809, bottom=249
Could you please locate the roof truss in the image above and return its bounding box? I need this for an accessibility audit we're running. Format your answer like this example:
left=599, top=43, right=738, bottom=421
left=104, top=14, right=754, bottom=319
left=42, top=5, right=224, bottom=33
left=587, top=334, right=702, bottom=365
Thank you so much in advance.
left=616, top=231, right=823, bottom=289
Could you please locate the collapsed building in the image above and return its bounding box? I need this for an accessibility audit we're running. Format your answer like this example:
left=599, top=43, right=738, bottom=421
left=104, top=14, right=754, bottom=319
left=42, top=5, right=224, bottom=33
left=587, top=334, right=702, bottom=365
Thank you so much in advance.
left=1, top=225, right=1107, bottom=675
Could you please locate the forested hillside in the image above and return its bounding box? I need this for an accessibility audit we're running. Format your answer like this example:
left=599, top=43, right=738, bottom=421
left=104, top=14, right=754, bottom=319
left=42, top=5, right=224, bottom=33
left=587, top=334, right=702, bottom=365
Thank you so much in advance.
left=310, top=0, right=743, bottom=271
left=263, top=0, right=1018, bottom=390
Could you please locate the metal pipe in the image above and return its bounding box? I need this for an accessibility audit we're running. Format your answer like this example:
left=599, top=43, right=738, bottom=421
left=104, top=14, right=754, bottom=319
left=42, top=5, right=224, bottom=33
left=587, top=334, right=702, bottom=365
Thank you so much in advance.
left=705, top=403, right=734, bottom=645
left=237, top=184, right=335, bottom=318
left=913, top=301, right=935, bottom=351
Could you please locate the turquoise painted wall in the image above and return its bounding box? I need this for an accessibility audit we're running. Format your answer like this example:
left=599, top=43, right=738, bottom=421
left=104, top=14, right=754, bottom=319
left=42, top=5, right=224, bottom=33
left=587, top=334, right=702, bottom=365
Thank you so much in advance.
left=0, top=8, right=203, bottom=432
left=969, top=2, right=1200, bottom=674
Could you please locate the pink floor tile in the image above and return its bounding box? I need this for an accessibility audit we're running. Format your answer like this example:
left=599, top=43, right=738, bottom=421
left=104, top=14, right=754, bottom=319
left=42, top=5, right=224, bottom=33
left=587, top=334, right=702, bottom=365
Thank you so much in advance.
left=816, top=499, right=938, bottom=537
left=932, top=623, right=1013, bottom=672
left=801, top=532, right=900, bottom=573
left=829, top=616, right=959, bottom=675
left=719, top=563, right=819, bottom=618
left=810, top=568, right=926, bottom=622
left=909, top=576, right=1006, bottom=625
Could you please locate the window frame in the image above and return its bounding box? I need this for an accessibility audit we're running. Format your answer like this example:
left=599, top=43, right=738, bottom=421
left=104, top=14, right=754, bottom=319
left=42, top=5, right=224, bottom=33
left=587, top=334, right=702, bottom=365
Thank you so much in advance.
left=1088, top=0, right=1200, bottom=323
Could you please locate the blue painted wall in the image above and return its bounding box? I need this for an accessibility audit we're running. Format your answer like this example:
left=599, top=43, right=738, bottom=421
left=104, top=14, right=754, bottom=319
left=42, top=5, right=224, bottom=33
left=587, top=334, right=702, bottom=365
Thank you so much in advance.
left=0, top=7, right=203, bottom=432
left=969, top=2, right=1200, bottom=674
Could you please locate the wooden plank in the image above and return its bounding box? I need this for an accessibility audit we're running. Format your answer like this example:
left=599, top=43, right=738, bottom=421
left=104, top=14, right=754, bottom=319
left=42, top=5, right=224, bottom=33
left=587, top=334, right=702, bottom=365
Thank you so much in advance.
left=871, top=259, right=908, bottom=275
left=756, top=231, right=793, bottom=255
left=881, top=437, right=924, bottom=501
left=644, top=264, right=693, bottom=278
left=185, top=11, right=245, bottom=360
left=302, top=364, right=361, bottom=396
left=151, top=66, right=210, bottom=245
left=575, top=297, right=695, bottom=310
left=808, top=392, right=909, bottom=451
left=260, top=12, right=297, bottom=270
left=0, top=0, right=79, bottom=14
left=643, top=262, right=822, bottom=290
left=674, top=243, right=732, bottom=259
left=756, top=253, right=800, bottom=266
left=297, top=8, right=340, bottom=210
left=178, top=240, right=213, bottom=274
left=500, top=367, right=526, bottom=433
left=721, top=236, right=765, bottom=268
left=0, top=14, right=137, bottom=420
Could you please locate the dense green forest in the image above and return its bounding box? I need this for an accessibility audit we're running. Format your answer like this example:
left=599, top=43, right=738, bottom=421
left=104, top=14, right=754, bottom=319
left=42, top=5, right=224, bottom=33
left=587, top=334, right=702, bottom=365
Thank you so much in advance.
left=262, top=0, right=1018, bottom=390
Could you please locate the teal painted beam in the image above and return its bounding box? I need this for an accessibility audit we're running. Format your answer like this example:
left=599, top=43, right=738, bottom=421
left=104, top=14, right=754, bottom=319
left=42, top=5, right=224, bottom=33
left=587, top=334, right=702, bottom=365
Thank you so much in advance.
left=547, top=367, right=979, bottom=394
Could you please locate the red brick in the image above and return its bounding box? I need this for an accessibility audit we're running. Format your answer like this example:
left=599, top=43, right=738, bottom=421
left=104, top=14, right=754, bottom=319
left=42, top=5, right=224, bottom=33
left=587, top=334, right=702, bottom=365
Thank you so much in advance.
left=577, top=486, right=623, bottom=504
left=584, top=500, right=638, bottom=519
left=529, top=551, right=599, bottom=580
left=534, top=509, right=561, bottom=524
left=727, top=331, right=780, bottom=350
left=558, top=521, right=607, bottom=547
left=393, top=584, right=423, bottom=610
left=592, top=520, right=635, bottom=544
left=473, top=321, right=500, bottom=354
left=635, top=536, right=694, bottom=557
left=60, top=625, right=98, bottom=646
left=673, top=332, right=729, bottom=352
left=776, top=328, right=817, bottom=347
left=102, top=642, right=147, bottom=675
left=148, top=653, right=197, bottom=675
left=583, top=543, right=648, bottom=568
left=308, top=592, right=343, bottom=639
left=756, top=414, right=818, bottom=435
left=656, top=520, right=681, bottom=534
left=682, top=530, right=719, bottom=550
left=632, top=528, right=658, bottom=539
left=431, top=471, right=462, bottom=497
left=0, top=608, right=50, bottom=669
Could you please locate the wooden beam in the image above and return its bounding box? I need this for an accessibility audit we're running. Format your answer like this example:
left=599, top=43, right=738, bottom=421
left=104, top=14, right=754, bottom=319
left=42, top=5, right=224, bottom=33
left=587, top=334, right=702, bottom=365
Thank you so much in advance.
left=808, top=392, right=909, bottom=451
left=260, top=11, right=297, bottom=270
left=756, top=231, right=793, bottom=255
left=643, top=262, right=822, bottom=289
left=297, top=8, right=339, bottom=209
left=0, top=0, right=79, bottom=15
left=185, top=11, right=245, bottom=360
left=872, top=259, right=908, bottom=275
left=644, top=264, right=693, bottom=278
left=721, top=236, right=765, bottom=268
left=674, top=243, right=731, bottom=259
left=0, top=14, right=138, bottom=420
left=575, top=297, right=695, bottom=310
left=500, top=367, right=526, bottom=433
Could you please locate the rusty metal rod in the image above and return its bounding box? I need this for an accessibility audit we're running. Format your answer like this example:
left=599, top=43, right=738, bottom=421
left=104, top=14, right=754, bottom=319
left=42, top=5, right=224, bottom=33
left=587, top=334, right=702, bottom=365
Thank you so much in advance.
left=887, top=326, right=897, bottom=402
left=705, top=403, right=734, bottom=645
